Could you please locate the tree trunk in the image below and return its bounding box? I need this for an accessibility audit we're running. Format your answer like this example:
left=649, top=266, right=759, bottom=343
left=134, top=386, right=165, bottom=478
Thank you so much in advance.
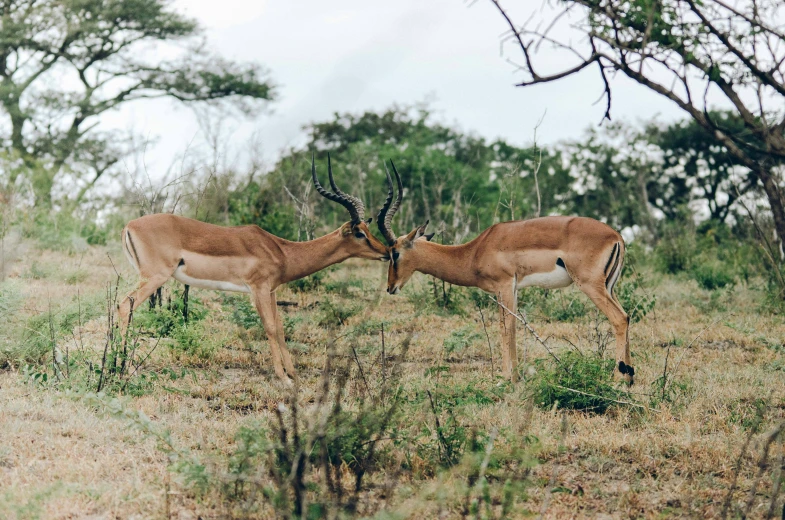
left=757, top=165, right=785, bottom=252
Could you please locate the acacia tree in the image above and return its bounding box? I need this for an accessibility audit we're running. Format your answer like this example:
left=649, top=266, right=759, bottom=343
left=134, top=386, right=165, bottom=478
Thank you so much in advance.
left=490, top=0, right=785, bottom=248
left=0, top=0, right=275, bottom=205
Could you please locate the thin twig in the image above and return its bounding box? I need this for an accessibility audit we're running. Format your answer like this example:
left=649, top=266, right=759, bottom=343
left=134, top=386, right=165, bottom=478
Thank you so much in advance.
left=552, top=385, right=659, bottom=413
left=490, top=295, right=561, bottom=364
left=477, top=303, right=495, bottom=375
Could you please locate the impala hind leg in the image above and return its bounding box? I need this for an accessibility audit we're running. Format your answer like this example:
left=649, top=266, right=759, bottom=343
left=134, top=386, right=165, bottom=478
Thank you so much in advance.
left=579, top=284, right=633, bottom=384
left=251, top=288, right=295, bottom=382
left=118, top=274, right=172, bottom=340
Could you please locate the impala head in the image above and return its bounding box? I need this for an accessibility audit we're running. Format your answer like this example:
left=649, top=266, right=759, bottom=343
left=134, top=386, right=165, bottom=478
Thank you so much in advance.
left=312, top=154, right=390, bottom=261
left=376, top=160, right=434, bottom=294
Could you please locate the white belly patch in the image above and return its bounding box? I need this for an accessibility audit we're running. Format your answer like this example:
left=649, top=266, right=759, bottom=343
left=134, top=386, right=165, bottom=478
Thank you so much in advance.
left=518, top=265, right=573, bottom=289
left=173, top=266, right=250, bottom=293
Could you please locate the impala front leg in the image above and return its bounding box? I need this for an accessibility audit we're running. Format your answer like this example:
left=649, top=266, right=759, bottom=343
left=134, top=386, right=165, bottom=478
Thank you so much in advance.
left=496, top=283, right=519, bottom=383
left=272, top=291, right=296, bottom=377
left=252, top=287, right=295, bottom=381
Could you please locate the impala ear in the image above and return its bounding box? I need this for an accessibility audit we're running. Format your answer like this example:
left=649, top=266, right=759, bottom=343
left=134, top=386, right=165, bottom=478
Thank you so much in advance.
left=423, top=232, right=435, bottom=242
left=413, top=220, right=430, bottom=240
left=365, top=217, right=373, bottom=225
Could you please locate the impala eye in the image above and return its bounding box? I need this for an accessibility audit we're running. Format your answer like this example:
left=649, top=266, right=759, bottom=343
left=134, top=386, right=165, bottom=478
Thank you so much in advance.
left=354, top=232, right=365, bottom=239
left=392, top=251, right=400, bottom=261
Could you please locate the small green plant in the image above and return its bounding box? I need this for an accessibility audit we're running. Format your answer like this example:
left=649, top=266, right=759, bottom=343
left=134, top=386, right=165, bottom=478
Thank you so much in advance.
left=317, top=298, right=359, bottom=328
left=288, top=270, right=325, bottom=293
left=133, top=287, right=207, bottom=337
left=168, top=322, right=216, bottom=361
left=615, top=275, right=656, bottom=323
left=223, top=294, right=262, bottom=330
left=323, top=276, right=365, bottom=296
left=528, top=351, right=630, bottom=413
left=443, top=326, right=482, bottom=355
left=690, top=260, right=737, bottom=290
left=404, top=276, right=469, bottom=316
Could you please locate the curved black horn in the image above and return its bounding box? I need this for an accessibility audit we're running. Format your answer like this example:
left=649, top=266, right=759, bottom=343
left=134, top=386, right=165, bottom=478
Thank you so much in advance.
left=327, top=154, right=365, bottom=222
left=312, top=154, right=364, bottom=224
left=377, top=159, right=403, bottom=245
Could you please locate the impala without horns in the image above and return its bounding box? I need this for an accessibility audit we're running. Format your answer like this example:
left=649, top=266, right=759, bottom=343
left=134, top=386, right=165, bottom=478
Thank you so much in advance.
left=378, top=162, right=634, bottom=384
left=119, top=155, right=391, bottom=381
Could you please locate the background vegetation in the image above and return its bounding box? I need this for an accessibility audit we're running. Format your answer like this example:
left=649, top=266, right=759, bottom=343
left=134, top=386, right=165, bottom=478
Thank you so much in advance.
left=1, top=1, right=784, bottom=519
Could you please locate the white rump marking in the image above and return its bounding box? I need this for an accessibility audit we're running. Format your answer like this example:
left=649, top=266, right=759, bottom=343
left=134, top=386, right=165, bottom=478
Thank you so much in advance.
left=518, top=265, right=573, bottom=289
left=173, top=266, right=250, bottom=293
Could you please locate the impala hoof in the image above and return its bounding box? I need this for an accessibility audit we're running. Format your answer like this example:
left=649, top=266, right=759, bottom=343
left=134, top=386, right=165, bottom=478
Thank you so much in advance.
left=616, top=361, right=635, bottom=386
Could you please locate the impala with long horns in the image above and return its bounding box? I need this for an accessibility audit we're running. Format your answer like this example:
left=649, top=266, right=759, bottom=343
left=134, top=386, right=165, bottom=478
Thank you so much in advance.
left=378, top=163, right=634, bottom=384
left=119, top=156, right=390, bottom=381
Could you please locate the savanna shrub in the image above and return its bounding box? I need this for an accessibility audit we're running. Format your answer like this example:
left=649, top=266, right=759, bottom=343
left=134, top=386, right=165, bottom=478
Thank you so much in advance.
left=690, top=259, right=737, bottom=290
left=528, top=351, right=628, bottom=413
left=615, top=276, right=656, bottom=323
left=223, top=294, right=261, bottom=330
left=132, top=287, right=207, bottom=337
left=288, top=270, right=325, bottom=292
left=317, top=298, right=359, bottom=328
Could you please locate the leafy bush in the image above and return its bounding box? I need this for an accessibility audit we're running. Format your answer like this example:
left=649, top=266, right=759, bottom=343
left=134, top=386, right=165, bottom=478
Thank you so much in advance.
left=323, top=276, right=365, bottom=296
left=615, top=275, right=656, bottom=323
left=690, top=260, right=737, bottom=290
left=528, top=351, right=630, bottom=413
left=132, top=287, right=207, bottom=337
left=654, top=229, right=695, bottom=274
left=288, top=270, right=324, bottom=293
left=404, top=276, right=469, bottom=316
left=223, top=294, right=262, bottom=330
left=168, top=322, right=217, bottom=361
left=317, top=298, right=360, bottom=328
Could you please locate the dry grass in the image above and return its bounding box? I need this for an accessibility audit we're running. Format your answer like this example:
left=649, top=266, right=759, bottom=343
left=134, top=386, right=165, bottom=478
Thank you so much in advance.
left=1, top=239, right=784, bottom=519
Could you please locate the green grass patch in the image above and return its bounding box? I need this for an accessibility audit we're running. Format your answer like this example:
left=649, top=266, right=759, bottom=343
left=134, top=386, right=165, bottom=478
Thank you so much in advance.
left=528, top=351, right=629, bottom=413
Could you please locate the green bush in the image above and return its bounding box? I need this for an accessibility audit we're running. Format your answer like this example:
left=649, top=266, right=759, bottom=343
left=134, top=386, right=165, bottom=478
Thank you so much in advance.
left=615, top=275, right=656, bottom=323
left=223, top=294, right=262, bottom=330
left=317, top=298, right=359, bottom=328
left=288, top=270, right=325, bottom=293
left=654, top=229, right=695, bottom=274
left=528, top=351, right=629, bottom=413
left=169, top=322, right=217, bottom=361
left=132, top=287, right=207, bottom=337
left=690, top=260, right=737, bottom=291
left=404, top=276, right=469, bottom=316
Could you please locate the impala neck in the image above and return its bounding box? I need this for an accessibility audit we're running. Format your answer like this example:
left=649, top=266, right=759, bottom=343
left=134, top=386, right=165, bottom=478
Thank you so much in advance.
left=278, top=230, right=352, bottom=284
left=414, top=241, right=477, bottom=287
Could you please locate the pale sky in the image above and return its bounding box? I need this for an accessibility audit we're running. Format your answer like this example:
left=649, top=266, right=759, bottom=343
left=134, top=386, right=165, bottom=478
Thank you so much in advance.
left=104, top=0, right=688, bottom=176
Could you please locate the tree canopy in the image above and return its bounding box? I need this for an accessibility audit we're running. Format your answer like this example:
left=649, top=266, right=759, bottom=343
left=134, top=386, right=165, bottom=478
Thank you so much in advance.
left=490, top=0, right=785, bottom=248
left=0, top=0, right=275, bottom=204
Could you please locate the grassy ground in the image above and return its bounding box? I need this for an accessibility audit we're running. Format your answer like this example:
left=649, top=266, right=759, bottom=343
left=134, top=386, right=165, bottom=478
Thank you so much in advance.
left=1, top=237, right=784, bottom=519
